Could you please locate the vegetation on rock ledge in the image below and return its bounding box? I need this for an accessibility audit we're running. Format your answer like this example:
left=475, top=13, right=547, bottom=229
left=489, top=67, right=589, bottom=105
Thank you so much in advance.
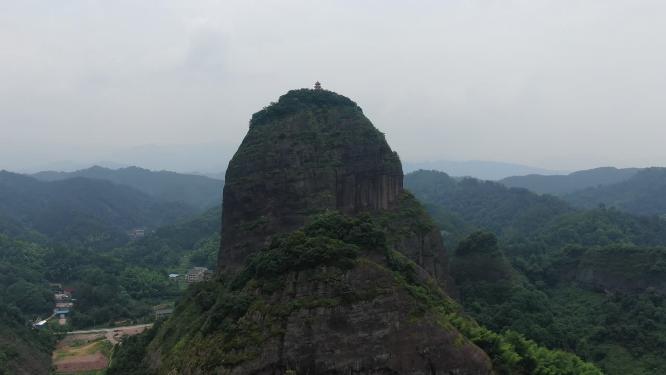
left=111, top=211, right=601, bottom=374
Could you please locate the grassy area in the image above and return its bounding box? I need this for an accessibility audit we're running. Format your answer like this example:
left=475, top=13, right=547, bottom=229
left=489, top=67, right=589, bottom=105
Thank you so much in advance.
left=53, top=336, right=113, bottom=374
left=53, top=337, right=112, bottom=361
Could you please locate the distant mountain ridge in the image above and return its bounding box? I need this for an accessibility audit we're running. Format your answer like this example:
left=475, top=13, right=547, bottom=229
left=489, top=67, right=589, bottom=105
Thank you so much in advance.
left=405, top=169, right=575, bottom=239
left=564, top=167, right=666, bottom=216
left=116, top=88, right=601, bottom=374
left=403, top=160, right=564, bottom=180
left=499, top=166, right=666, bottom=217
left=500, top=167, right=640, bottom=195
left=404, top=169, right=666, bottom=374
left=0, top=171, right=194, bottom=245
left=32, top=165, right=223, bottom=210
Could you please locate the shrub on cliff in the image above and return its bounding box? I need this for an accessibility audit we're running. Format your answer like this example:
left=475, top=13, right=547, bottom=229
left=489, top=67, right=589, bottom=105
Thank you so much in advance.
left=250, top=89, right=360, bottom=128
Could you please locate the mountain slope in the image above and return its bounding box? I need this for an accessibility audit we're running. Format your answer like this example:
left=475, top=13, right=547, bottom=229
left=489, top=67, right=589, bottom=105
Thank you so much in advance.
left=406, top=170, right=666, bottom=374
left=112, top=206, right=221, bottom=269
left=564, top=167, right=666, bottom=216
left=110, top=88, right=599, bottom=374
left=405, top=169, right=574, bottom=239
left=403, top=160, right=562, bottom=180
left=500, top=167, right=640, bottom=195
left=0, top=235, right=54, bottom=374
left=33, top=166, right=223, bottom=211
left=0, top=308, right=52, bottom=375
left=0, top=171, right=195, bottom=245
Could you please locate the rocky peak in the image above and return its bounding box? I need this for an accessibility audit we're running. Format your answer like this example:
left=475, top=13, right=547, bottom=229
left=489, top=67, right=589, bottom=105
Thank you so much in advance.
left=219, top=88, right=404, bottom=271
left=134, top=88, right=600, bottom=375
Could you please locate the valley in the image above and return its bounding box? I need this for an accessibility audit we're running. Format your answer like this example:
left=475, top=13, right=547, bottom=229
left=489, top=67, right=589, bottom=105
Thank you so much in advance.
left=2, top=143, right=666, bottom=373
left=5, top=2, right=666, bottom=374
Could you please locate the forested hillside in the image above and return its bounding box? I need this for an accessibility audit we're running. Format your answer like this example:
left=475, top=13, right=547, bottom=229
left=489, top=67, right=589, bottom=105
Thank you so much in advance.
left=500, top=167, right=666, bottom=217
left=0, top=171, right=195, bottom=246
left=500, top=167, right=639, bottom=195
left=0, top=202, right=220, bottom=374
left=43, top=206, right=219, bottom=329
left=107, top=89, right=603, bottom=374
left=406, top=169, right=666, bottom=374
left=33, top=166, right=223, bottom=211
left=564, top=168, right=666, bottom=216
left=0, top=236, right=55, bottom=374
left=404, top=169, right=574, bottom=243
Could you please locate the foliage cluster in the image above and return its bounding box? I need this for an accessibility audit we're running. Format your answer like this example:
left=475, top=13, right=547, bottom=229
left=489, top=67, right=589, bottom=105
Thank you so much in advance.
left=113, top=211, right=599, bottom=374
left=0, top=171, right=196, bottom=248
left=407, top=169, right=666, bottom=374
left=33, top=165, right=224, bottom=211
left=0, top=205, right=220, bottom=332
left=386, top=242, right=601, bottom=375
left=565, top=167, right=666, bottom=216
left=0, top=236, right=55, bottom=374
left=405, top=170, right=574, bottom=239
left=234, top=212, right=384, bottom=288
left=107, top=321, right=160, bottom=375
left=250, top=88, right=360, bottom=128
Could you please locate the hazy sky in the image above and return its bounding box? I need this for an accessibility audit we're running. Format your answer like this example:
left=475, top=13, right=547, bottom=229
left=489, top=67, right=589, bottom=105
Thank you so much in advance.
left=2, top=0, right=665, bottom=172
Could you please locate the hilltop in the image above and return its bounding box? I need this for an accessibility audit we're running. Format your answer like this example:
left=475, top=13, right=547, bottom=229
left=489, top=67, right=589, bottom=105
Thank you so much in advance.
left=110, top=88, right=599, bottom=374
left=564, top=167, right=666, bottom=216
left=33, top=166, right=223, bottom=211
left=0, top=171, right=194, bottom=245
left=499, top=167, right=639, bottom=195
left=500, top=167, right=666, bottom=217
left=406, top=169, right=666, bottom=374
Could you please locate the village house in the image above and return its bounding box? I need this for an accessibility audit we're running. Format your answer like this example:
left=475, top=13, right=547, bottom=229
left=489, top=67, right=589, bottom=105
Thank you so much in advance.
left=153, top=303, right=175, bottom=320
left=185, top=267, right=212, bottom=284
left=128, top=228, right=146, bottom=239
left=53, top=289, right=74, bottom=325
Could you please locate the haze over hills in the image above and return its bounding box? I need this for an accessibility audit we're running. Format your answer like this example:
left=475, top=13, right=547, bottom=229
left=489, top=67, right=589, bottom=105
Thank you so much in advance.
left=19, top=156, right=563, bottom=183
left=405, top=169, right=666, bottom=374
left=13, top=141, right=239, bottom=175
left=404, top=160, right=565, bottom=181
left=564, top=168, right=666, bottom=216
left=500, top=167, right=641, bottom=195
left=499, top=167, right=666, bottom=217
left=108, top=88, right=600, bottom=374
left=6, top=1, right=666, bottom=374
left=405, top=169, right=575, bottom=241
left=100, top=142, right=237, bottom=175
left=33, top=166, right=223, bottom=211
left=0, top=171, right=195, bottom=245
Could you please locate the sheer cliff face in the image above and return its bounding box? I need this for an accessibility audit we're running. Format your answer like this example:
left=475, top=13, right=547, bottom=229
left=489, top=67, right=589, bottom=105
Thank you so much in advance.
left=147, top=89, right=492, bottom=374
left=219, top=89, right=403, bottom=272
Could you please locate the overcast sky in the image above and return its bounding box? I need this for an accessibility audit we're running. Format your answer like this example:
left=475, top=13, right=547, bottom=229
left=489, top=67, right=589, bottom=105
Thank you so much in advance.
left=1, top=0, right=665, bottom=172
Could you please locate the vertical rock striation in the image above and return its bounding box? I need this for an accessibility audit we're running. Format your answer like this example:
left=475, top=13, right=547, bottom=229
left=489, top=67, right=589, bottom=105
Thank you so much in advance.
left=219, top=89, right=404, bottom=272
left=147, top=88, right=494, bottom=374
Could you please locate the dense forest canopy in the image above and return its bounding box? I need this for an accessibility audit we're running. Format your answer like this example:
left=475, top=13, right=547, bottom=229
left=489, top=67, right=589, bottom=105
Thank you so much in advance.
left=32, top=166, right=223, bottom=211
left=500, top=167, right=666, bottom=217
left=2, top=165, right=666, bottom=374
left=500, top=167, right=640, bottom=195
left=406, top=169, right=666, bottom=374
left=0, top=197, right=221, bottom=373
left=0, top=171, right=196, bottom=247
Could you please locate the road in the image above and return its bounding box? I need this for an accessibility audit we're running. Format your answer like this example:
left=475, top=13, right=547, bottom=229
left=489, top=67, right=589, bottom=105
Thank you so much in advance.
left=65, top=323, right=153, bottom=335
left=65, top=323, right=153, bottom=344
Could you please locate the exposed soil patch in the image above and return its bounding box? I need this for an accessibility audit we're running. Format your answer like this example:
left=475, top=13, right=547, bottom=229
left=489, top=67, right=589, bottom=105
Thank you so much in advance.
left=53, top=325, right=151, bottom=373
left=54, top=352, right=108, bottom=373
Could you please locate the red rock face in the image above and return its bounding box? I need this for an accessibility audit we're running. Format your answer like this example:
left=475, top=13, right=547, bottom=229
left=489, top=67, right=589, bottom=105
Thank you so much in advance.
left=218, top=91, right=403, bottom=273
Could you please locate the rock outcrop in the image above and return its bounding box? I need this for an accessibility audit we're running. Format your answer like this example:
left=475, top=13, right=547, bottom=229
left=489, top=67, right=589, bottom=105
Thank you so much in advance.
left=109, top=87, right=603, bottom=375
left=219, top=89, right=403, bottom=272
left=147, top=88, right=493, bottom=374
